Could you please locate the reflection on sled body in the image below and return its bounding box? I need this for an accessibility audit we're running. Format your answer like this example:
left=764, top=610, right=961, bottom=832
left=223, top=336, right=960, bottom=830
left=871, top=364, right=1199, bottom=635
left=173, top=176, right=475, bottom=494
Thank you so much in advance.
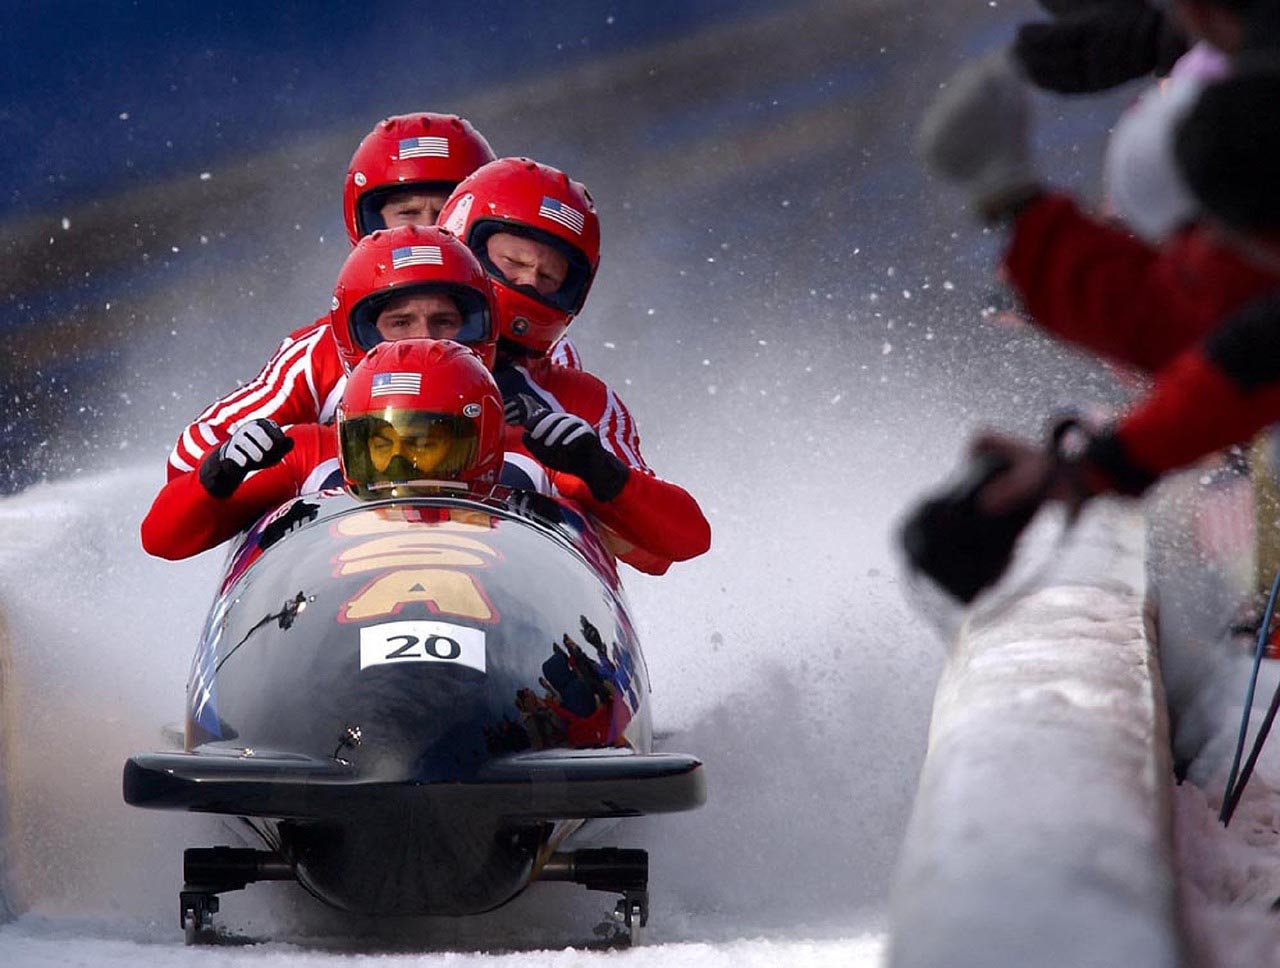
left=123, top=488, right=703, bottom=941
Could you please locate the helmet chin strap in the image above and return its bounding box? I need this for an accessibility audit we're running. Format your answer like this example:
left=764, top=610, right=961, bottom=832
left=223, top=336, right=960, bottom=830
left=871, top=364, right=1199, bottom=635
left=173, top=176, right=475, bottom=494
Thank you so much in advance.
left=496, top=337, right=545, bottom=361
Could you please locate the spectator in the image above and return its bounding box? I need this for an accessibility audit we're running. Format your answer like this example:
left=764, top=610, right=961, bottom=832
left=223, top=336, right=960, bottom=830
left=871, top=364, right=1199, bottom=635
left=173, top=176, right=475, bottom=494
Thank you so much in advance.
left=907, top=58, right=1280, bottom=602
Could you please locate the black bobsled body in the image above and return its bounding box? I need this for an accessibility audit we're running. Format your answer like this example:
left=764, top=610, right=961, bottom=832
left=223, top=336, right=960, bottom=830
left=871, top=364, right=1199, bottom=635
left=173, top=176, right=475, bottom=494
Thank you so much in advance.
left=124, top=488, right=703, bottom=926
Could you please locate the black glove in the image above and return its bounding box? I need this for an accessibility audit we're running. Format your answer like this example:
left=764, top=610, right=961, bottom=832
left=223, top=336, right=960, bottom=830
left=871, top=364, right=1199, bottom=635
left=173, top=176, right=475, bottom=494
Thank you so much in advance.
left=506, top=393, right=630, bottom=502
left=198, top=418, right=294, bottom=498
left=900, top=418, right=1101, bottom=605
left=503, top=393, right=540, bottom=428
left=900, top=451, right=1046, bottom=605
left=1014, top=0, right=1188, bottom=94
left=1246, top=5, right=1280, bottom=50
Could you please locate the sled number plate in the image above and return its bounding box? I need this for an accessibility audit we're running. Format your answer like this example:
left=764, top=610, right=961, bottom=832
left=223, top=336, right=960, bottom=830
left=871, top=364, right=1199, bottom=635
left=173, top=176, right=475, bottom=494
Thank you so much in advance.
left=359, top=621, right=486, bottom=673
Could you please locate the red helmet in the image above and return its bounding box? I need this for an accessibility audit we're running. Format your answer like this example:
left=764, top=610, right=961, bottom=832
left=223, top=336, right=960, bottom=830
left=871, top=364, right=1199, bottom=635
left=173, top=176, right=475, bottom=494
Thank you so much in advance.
left=439, top=157, right=600, bottom=355
left=330, top=224, right=498, bottom=372
left=343, top=113, right=496, bottom=244
left=337, top=338, right=504, bottom=497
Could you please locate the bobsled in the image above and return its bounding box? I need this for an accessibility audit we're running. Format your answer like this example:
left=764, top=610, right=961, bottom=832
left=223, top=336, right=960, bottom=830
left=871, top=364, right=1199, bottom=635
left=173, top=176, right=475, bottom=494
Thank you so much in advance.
left=123, top=487, right=705, bottom=945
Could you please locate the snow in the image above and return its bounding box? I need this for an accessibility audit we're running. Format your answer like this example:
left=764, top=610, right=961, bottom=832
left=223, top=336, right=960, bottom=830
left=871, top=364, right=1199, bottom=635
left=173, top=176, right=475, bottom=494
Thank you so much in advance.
left=1145, top=469, right=1280, bottom=966
left=1168, top=659, right=1280, bottom=967
left=1174, top=779, right=1280, bottom=967
left=1, top=920, right=884, bottom=968
left=1, top=4, right=1117, bottom=961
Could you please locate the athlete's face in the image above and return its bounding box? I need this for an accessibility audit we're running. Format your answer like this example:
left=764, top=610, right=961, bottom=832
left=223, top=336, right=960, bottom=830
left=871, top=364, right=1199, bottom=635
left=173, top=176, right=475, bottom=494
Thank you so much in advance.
left=374, top=292, right=465, bottom=342
left=485, top=232, right=569, bottom=296
left=378, top=189, right=452, bottom=229
left=367, top=421, right=453, bottom=477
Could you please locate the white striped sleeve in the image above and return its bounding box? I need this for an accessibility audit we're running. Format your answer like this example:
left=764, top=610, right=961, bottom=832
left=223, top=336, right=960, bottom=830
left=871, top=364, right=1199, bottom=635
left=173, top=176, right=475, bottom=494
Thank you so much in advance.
left=196, top=330, right=322, bottom=425
left=167, top=328, right=330, bottom=475
left=597, top=389, right=650, bottom=474
left=549, top=337, right=583, bottom=370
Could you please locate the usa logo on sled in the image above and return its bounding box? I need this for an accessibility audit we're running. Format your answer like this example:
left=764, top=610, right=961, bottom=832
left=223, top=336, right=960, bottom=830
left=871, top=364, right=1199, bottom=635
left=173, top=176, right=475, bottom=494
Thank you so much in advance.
left=370, top=372, right=423, bottom=397
left=391, top=245, right=444, bottom=269
left=538, top=196, right=584, bottom=235
left=398, top=136, right=450, bottom=159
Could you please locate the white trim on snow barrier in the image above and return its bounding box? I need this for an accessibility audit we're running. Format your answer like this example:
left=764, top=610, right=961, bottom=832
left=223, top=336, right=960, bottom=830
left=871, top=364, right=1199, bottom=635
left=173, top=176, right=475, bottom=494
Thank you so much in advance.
left=889, top=505, right=1186, bottom=968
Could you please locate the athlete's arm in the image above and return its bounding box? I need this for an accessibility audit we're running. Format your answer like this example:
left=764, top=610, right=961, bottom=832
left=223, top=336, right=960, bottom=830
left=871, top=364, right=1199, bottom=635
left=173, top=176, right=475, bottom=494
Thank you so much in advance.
left=553, top=469, right=711, bottom=569
left=143, top=430, right=314, bottom=560
left=167, top=324, right=343, bottom=479
left=1085, top=293, right=1280, bottom=494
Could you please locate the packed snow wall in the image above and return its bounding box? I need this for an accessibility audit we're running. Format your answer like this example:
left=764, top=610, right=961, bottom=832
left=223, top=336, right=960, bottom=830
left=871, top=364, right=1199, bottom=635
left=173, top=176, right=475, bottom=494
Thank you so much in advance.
left=888, top=505, right=1188, bottom=968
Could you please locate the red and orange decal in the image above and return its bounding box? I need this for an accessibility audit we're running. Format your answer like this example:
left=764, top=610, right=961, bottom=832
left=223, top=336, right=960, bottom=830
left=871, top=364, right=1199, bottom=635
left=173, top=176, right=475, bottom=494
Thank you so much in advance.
left=333, top=508, right=503, bottom=624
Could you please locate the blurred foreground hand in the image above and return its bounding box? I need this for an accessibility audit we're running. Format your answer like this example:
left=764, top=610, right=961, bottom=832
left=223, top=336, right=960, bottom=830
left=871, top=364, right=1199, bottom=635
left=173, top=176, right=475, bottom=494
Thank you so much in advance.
left=1015, top=0, right=1187, bottom=94
left=917, top=51, right=1042, bottom=223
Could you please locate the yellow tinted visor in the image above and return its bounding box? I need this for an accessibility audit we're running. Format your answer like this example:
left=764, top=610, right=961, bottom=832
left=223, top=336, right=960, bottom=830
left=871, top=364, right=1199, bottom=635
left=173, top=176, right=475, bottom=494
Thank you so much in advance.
left=341, top=410, right=479, bottom=494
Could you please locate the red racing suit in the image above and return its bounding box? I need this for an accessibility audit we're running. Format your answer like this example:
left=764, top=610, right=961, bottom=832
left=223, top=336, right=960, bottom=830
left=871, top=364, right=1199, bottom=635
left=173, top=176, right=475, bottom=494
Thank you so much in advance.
left=166, top=318, right=582, bottom=479
left=493, top=355, right=711, bottom=575
left=1002, top=193, right=1280, bottom=375
left=145, top=412, right=709, bottom=574
left=1079, top=292, right=1280, bottom=496
left=145, top=426, right=561, bottom=560
left=145, top=424, right=341, bottom=560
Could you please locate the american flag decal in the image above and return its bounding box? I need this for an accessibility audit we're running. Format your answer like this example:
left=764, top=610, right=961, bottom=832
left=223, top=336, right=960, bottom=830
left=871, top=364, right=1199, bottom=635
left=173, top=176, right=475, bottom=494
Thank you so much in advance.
left=391, top=245, right=444, bottom=269
left=537, top=196, right=584, bottom=235
left=370, top=372, right=423, bottom=397
left=398, top=136, right=450, bottom=159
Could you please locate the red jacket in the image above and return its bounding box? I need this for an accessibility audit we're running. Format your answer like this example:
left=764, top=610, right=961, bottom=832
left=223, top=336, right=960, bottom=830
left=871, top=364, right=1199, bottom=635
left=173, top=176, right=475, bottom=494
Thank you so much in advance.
left=144, top=420, right=709, bottom=574
left=167, top=320, right=583, bottom=479
left=144, top=424, right=340, bottom=560
left=159, top=313, right=703, bottom=570
left=495, top=355, right=711, bottom=574
left=1083, top=293, right=1280, bottom=495
left=1002, top=194, right=1280, bottom=374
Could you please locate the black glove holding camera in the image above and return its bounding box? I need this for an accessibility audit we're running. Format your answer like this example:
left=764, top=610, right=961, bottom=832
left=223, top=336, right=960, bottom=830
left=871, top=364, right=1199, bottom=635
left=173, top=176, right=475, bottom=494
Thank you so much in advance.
left=899, top=418, right=1103, bottom=605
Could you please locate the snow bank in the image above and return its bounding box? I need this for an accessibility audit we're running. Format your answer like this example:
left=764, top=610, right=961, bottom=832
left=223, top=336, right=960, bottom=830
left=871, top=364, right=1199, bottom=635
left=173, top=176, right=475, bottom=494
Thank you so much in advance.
left=0, top=918, right=888, bottom=968
left=888, top=504, right=1187, bottom=968
left=0, top=469, right=218, bottom=924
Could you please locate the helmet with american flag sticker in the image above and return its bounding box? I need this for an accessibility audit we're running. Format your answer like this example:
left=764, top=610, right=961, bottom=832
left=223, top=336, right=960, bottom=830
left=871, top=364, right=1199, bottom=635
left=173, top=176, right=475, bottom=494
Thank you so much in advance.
left=343, top=113, right=495, bottom=244
left=337, top=338, right=503, bottom=497
left=331, top=224, right=498, bottom=373
left=438, top=158, right=600, bottom=356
